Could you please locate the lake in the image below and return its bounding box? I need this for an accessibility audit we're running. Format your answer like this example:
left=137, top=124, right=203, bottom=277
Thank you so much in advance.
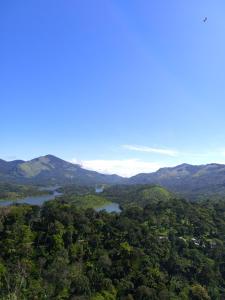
left=95, top=186, right=104, bottom=193
left=0, top=190, right=121, bottom=213
left=0, top=190, right=62, bottom=207
left=95, top=202, right=121, bottom=213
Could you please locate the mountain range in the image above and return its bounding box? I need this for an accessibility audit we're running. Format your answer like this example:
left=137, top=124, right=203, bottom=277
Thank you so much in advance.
left=130, top=163, right=225, bottom=199
left=1, top=155, right=225, bottom=199
left=0, top=155, right=123, bottom=186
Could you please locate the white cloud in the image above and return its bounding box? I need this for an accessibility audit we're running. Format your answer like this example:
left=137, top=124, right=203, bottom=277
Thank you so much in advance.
left=72, top=158, right=165, bottom=177
left=122, top=144, right=178, bottom=156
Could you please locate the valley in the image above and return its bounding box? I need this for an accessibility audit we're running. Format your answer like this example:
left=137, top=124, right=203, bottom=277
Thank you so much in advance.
left=1, top=155, right=225, bottom=298
left=2, top=155, right=225, bottom=201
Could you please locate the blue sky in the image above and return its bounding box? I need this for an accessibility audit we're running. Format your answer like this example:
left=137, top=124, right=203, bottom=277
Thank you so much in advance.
left=1, top=1, right=225, bottom=176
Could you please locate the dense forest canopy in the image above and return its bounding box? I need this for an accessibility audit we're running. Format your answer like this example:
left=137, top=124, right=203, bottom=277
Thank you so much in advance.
left=0, top=188, right=224, bottom=299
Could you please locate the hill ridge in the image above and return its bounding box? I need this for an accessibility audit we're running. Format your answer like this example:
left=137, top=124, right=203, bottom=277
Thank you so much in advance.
left=0, top=154, right=124, bottom=185
left=1, top=155, right=225, bottom=199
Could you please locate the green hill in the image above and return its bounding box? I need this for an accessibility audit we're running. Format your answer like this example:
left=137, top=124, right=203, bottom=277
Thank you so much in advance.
left=102, top=184, right=173, bottom=207
left=58, top=194, right=111, bottom=209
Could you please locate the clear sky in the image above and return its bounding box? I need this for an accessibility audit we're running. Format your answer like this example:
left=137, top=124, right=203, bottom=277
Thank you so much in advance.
left=1, top=1, right=225, bottom=176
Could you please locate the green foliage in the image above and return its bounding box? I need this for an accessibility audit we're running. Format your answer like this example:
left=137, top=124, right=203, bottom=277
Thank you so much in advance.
left=61, top=194, right=111, bottom=209
left=190, top=284, right=211, bottom=300
left=0, top=193, right=224, bottom=299
left=102, top=184, right=172, bottom=208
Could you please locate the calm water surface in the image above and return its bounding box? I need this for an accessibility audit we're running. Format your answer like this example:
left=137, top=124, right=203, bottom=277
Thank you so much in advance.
left=0, top=188, right=121, bottom=213
left=0, top=190, right=62, bottom=207
left=96, top=202, right=121, bottom=213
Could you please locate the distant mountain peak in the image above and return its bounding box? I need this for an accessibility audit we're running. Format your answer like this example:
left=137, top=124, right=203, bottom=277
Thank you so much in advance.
left=45, top=154, right=64, bottom=160
left=176, top=163, right=192, bottom=168
left=31, top=154, right=65, bottom=162
left=0, top=154, right=124, bottom=185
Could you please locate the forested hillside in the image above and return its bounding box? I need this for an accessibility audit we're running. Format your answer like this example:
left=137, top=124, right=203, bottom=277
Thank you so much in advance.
left=0, top=155, right=124, bottom=186
left=129, top=163, right=225, bottom=200
left=102, top=185, right=173, bottom=208
left=0, top=183, right=50, bottom=200
left=0, top=195, right=224, bottom=299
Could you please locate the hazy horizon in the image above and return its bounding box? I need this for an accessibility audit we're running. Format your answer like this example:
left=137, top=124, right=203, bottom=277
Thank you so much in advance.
left=2, top=153, right=224, bottom=177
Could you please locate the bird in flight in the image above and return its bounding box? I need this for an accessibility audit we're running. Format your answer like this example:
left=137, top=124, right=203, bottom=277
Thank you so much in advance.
left=203, top=17, right=207, bottom=22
